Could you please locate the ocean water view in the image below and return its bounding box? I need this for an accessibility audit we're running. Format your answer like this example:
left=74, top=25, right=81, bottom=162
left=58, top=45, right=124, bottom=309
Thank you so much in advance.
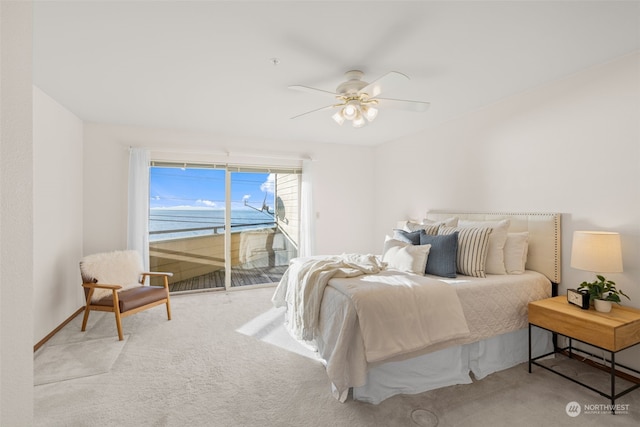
left=149, top=208, right=276, bottom=242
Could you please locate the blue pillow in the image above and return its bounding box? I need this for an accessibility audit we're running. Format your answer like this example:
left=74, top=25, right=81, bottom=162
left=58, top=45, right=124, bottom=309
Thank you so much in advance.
left=419, top=232, right=458, bottom=278
left=393, top=229, right=424, bottom=245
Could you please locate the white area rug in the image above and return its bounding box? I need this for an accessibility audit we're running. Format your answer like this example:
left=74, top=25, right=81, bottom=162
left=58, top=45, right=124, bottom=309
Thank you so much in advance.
left=34, top=335, right=128, bottom=385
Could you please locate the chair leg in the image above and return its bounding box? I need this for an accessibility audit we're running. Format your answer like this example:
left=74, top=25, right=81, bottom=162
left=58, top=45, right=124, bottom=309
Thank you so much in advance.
left=114, top=311, right=124, bottom=341
left=164, top=276, right=172, bottom=321
left=81, top=288, right=94, bottom=332
left=81, top=306, right=91, bottom=332
left=112, top=290, right=124, bottom=341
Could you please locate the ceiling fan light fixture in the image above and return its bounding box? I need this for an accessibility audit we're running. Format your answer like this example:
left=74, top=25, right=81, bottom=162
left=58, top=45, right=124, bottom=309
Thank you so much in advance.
left=332, top=111, right=345, bottom=125
left=352, top=113, right=366, bottom=128
left=362, top=105, right=378, bottom=122
left=342, top=101, right=359, bottom=120
left=290, top=69, right=430, bottom=129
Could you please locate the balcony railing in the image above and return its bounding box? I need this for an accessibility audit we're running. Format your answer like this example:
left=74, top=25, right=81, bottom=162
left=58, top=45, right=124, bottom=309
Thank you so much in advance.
left=149, top=221, right=295, bottom=291
left=149, top=220, right=277, bottom=241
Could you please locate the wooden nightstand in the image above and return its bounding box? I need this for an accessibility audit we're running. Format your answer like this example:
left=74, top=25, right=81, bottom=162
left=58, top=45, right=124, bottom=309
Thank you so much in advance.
left=528, top=296, right=640, bottom=412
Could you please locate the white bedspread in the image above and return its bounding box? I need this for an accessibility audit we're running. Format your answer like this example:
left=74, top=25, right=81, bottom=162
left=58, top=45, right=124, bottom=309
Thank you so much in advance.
left=315, top=270, right=551, bottom=401
left=328, top=272, right=470, bottom=363
left=273, top=256, right=470, bottom=365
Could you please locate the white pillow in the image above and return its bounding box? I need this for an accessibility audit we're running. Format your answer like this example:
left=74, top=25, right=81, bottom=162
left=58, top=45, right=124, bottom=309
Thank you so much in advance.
left=504, top=232, right=529, bottom=274
left=458, top=219, right=510, bottom=275
left=382, top=237, right=431, bottom=275
left=382, top=235, right=399, bottom=256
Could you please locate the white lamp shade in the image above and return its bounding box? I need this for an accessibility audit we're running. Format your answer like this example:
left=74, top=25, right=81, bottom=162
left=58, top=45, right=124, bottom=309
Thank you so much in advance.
left=362, top=105, right=378, bottom=122
left=331, top=111, right=345, bottom=125
left=571, top=231, right=623, bottom=273
left=342, top=102, right=358, bottom=120
left=352, top=116, right=365, bottom=128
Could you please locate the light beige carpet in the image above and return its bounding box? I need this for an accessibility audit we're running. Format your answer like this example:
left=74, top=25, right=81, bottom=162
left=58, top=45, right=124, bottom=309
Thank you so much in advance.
left=34, top=287, right=640, bottom=426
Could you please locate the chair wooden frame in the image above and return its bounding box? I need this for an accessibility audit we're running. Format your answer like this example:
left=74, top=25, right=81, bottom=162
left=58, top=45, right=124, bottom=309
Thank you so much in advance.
left=81, top=272, right=173, bottom=341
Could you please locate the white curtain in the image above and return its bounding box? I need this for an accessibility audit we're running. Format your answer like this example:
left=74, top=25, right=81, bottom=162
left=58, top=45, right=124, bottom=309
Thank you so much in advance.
left=127, top=147, right=150, bottom=270
left=299, top=159, right=315, bottom=257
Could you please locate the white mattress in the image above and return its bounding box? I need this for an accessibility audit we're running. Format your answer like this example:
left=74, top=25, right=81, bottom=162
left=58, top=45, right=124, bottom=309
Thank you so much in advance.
left=315, top=270, right=552, bottom=402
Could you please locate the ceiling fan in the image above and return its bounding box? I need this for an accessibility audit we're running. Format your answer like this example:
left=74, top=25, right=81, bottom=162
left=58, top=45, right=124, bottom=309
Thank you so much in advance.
left=289, top=70, right=430, bottom=128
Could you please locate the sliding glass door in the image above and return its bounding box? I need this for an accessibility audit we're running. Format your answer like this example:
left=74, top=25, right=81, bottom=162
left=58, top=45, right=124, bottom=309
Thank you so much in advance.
left=147, top=163, right=299, bottom=292
left=228, top=170, right=298, bottom=287
left=148, top=166, right=227, bottom=290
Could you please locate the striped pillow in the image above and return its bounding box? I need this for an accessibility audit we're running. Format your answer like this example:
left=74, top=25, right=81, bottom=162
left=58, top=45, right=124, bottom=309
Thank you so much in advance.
left=458, top=219, right=510, bottom=275
left=439, top=226, right=492, bottom=278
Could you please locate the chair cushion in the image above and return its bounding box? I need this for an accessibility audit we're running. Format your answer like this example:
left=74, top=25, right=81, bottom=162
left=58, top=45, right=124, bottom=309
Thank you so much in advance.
left=93, top=286, right=168, bottom=313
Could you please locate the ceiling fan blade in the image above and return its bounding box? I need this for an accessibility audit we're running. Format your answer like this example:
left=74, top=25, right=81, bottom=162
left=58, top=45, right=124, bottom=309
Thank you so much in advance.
left=360, top=71, right=409, bottom=98
left=376, top=97, right=430, bottom=112
left=290, top=104, right=337, bottom=120
left=288, top=85, right=338, bottom=98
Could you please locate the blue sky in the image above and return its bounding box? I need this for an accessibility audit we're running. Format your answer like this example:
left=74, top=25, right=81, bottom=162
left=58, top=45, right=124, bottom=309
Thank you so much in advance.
left=149, top=167, right=274, bottom=210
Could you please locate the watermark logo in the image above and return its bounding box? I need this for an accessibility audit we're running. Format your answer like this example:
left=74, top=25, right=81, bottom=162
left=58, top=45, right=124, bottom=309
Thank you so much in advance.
left=583, top=403, right=630, bottom=415
left=565, top=401, right=581, bottom=417
left=565, top=401, right=631, bottom=416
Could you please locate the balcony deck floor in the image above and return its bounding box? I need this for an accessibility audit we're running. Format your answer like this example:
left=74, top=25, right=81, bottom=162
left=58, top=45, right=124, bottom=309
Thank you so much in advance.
left=169, top=264, right=288, bottom=292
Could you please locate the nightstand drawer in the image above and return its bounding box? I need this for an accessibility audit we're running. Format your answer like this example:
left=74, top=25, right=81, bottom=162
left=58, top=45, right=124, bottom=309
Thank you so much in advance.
left=529, top=296, right=640, bottom=352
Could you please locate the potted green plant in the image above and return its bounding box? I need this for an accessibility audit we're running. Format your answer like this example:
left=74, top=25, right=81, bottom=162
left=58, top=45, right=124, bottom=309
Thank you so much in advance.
left=577, top=275, right=630, bottom=313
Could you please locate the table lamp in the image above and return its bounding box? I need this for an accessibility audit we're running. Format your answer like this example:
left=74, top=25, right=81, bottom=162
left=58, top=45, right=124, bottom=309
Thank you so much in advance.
left=571, top=230, right=626, bottom=312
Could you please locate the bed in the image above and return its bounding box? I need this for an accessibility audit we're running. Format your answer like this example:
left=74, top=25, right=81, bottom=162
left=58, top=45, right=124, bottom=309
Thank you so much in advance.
left=273, top=211, right=561, bottom=404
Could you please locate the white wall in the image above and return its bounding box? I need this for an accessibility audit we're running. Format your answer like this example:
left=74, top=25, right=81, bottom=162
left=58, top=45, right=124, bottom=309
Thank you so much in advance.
left=374, top=52, right=640, bottom=368
left=82, top=123, right=376, bottom=257
left=0, top=1, right=34, bottom=424
left=33, top=87, right=84, bottom=343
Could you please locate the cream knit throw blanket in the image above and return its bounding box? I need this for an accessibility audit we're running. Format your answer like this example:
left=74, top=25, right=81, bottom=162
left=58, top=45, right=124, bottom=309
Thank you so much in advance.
left=80, top=250, right=144, bottom=302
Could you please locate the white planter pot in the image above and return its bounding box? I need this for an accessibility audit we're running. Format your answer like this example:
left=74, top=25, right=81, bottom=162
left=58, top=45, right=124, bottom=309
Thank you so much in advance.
left=594, top=299, right=612, bottom=313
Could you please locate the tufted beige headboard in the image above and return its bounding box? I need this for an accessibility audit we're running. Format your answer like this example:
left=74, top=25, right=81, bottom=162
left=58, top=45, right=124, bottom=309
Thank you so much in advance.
left=423, top=211, right=561, bottom=286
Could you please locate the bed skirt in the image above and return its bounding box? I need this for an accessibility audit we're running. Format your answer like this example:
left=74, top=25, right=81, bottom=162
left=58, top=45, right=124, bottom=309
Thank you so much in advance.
left=352, top=326, right=551, bottom=404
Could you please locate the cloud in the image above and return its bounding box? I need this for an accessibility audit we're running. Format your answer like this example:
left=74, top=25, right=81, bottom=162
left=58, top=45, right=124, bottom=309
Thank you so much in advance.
left=260, top=174, right=275, bottom=194
left=242, top=194, right=251, bottom=202
left=196, top=199, right=217, bottom=207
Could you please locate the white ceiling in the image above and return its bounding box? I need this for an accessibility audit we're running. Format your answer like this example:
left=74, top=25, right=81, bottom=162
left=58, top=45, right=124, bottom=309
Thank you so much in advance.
left=33, top=1, right=640, bottom=146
